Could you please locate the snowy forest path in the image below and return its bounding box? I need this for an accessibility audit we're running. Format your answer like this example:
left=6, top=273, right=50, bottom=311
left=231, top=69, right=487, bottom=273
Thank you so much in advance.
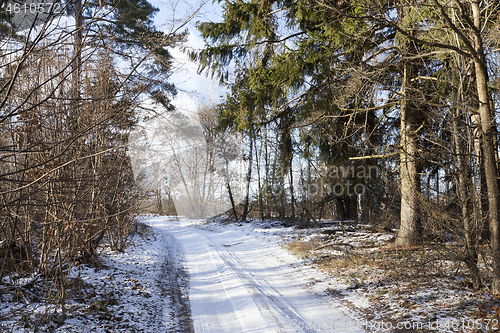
left=149, top=217, right=364, bottom=333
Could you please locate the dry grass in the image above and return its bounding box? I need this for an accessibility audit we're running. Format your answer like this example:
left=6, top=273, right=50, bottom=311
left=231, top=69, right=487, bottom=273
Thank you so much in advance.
left=282, top=229, right=500, bottom=332
left=285, top=238, right=319, bottom=258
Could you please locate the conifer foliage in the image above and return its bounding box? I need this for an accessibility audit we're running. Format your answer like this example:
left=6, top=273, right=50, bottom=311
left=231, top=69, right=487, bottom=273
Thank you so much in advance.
left=193, top=0, right=500, bottom=293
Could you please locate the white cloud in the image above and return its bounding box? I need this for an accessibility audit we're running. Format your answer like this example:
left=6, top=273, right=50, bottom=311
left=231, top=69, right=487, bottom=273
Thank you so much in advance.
left=170, top=28, right=226, bottom=114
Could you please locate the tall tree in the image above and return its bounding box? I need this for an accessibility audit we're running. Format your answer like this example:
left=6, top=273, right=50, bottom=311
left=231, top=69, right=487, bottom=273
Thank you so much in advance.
left=193, top=0, right=500, bottom=293
left=395, top=2, right=424, bottom=246
left=0, top=0, right=188, bottom=320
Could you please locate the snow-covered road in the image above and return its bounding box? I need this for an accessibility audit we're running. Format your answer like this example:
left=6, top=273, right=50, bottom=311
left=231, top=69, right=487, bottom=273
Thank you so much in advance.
left=150, top=217, right=365, bottom=333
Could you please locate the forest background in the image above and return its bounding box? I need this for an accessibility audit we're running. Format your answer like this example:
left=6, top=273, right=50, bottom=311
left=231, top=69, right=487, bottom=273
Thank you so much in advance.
left=2, top=0, right=500, bottom=324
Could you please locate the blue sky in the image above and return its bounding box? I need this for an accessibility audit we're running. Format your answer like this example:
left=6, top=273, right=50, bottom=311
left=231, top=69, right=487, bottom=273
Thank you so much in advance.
left=153, top=0, right=226, bottom=114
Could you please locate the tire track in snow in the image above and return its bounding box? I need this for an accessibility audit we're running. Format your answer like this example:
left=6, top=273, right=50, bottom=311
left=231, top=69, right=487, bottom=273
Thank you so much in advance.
left=209, top=244, right=318, bottom=332
left=174, top=229, right=269, bottom=332
left=157, top=220, right=365, bottom=333
left=155, top=231, right=194, bottom=332
left=205, top=232, right=364, bottom=333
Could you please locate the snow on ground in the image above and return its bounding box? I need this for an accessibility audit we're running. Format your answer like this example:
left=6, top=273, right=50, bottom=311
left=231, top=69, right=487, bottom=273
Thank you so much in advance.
left=150, top=216, right=364, bottom=333
left=1, top=217, right=192, bottom=333
left=271, top=222, right=500, bottom=333
left=1, top=216, right=366, bottom=332
left=3, top=216, right=500, bottom=332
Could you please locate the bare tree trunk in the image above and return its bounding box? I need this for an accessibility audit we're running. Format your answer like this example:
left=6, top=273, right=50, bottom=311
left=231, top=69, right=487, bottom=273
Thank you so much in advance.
left=470, top=111, right=487, bottom=229
left=72, top=0, right=82, bottom=111
left=264, top=124, right=270, bottom=218
left=289, top=155, right=295, bottom=220
left=395, top=57, right=422, bottom=246
left=227, top=181, right=239, bottom=219
left=156, top=188, right=163, bottom=214
left=240, top=131, right=253, bottom=221
left=454, top=77, right=481, bottom=289
left=394, top=3, right=423, bottom=246
left=335, top=197, right=347, bottom=221
left=471, top=0, right=500, bottom=294
left=224, top=153, right=238, bottom=220
left=255, top=135, right=264, bottom=220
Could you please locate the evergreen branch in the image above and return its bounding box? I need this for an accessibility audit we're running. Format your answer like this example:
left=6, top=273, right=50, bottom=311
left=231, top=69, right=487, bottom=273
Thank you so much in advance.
left=220, top=31, right=308, bottom=48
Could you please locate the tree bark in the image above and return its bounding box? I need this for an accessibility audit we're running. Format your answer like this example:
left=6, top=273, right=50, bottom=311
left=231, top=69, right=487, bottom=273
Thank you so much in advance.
left=227, top=181, right=238, bottom=220
left=289, top=154, right=295, bottom=220
left=72, top=0, right=82, bottom=107
left=395, top=55, right=422, bottom=246
left=470, top=0, right=500, bottom=294
left=394, top=3, right=423, bottom=246
left=240, top=131, right=253, bottom=221
left=255, top=135, right=264, bottom=220
left=453, top=77, right=481, bottom=289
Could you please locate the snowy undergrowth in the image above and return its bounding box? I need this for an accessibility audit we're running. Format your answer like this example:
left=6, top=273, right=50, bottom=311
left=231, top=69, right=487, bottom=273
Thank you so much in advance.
left=199, top=217, right=500, bottom=332
left=0, top=217, right=190, bottom=333
left=3, top=216, right=500, bottom=332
